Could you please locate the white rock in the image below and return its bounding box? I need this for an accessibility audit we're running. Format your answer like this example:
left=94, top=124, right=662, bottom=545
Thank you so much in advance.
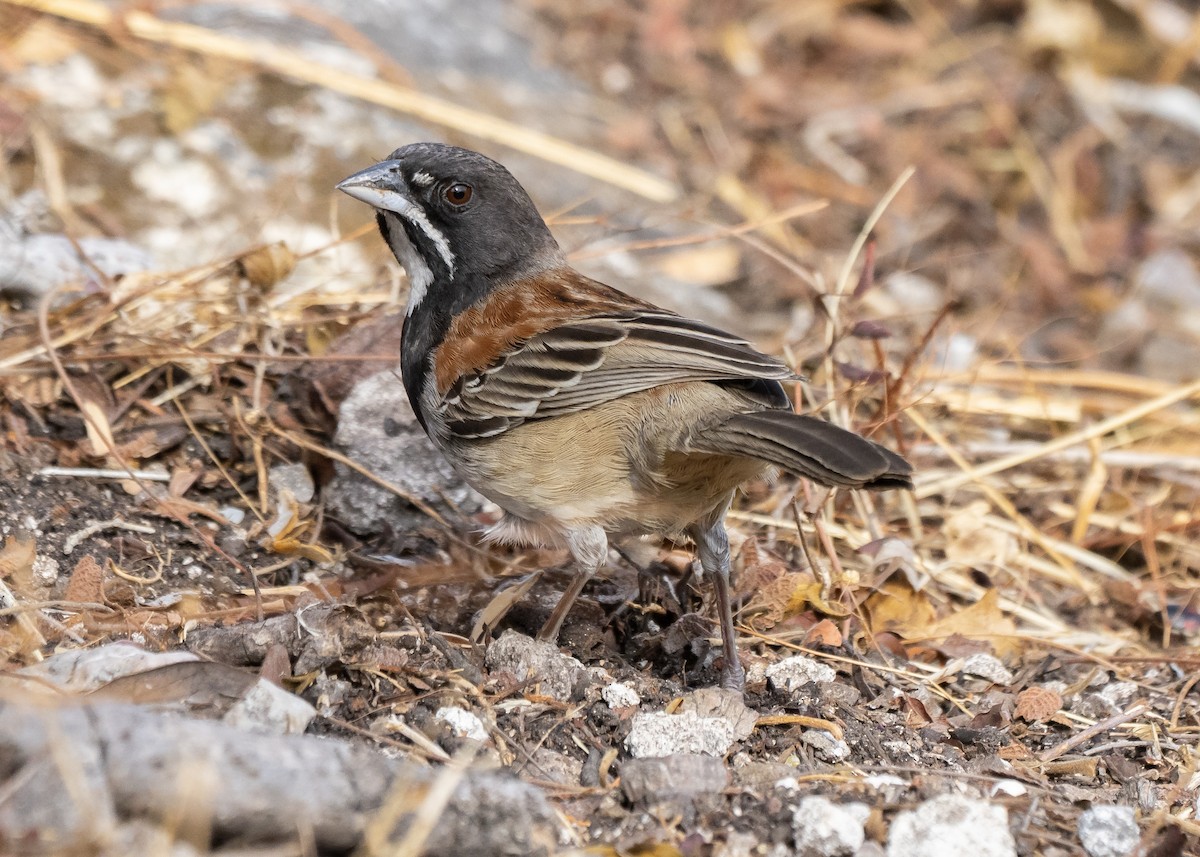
left=625, top=710, right=737, bottom=758
left=1137, top=248, right=1200, bottom=308
left=602, top=682, right=640, bottom=709
left=885, top=271, right=944, bottom=314
left=485, top=630, right=607, bottom=702
left=931, top=332, right=979, bottom=375
left=716, top=831, right=761, bottom=857
left=1077, top=805, right=1138, bottom=857
left=766, top=655, right=836, bottom=692
left=678, top=687, right=757, bottom=740
left=989, top=780, right=1028, bottom=798
left=887, top=794, right=1015, bottom=857
left=864, top=773, right=909, bottom=790
left=327, top=370, right=485, bottom=534
left=268, top=463, right=315, bottom=504
left=801, top=729, right=850, bottom=763
left=435, top=706, right=489, bottom=742
left=0, top=232, right=153, bottom=298
left=961, top=653, right=1015, bottom=686
left=1098, top=681, right=1138, bottom=706
left=792, top=795, right=867, bottom=856
left=31, top=555, right=60, bottom=586
left=130, top=141, right=223, bottom=217
left=223, top=680, right=316, bottom=735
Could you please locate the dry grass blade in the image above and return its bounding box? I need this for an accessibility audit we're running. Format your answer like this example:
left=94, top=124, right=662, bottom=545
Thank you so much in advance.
left=1, top=0, right=679, bottom=203
left=832, top=165, right=916, bottom=298
left=568, top=199, right=829, bottom=262
left=359, top=742, right=478, bottom=857
left=905, top=407, right=1086, bottom=587
left=917, top=376, right=1200, bottom=498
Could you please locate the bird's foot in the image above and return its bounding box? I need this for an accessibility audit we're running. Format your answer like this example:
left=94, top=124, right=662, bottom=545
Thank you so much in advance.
left=719, top=657, right=746, bottom=693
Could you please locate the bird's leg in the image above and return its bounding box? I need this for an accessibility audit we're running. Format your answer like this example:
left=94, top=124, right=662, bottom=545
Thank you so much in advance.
left=537, top=525, right=608, bottom=642
left=691, top=511, right=745, bottom=692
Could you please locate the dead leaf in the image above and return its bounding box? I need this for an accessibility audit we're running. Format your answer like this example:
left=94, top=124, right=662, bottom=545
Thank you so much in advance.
left=943, top=502, right=1019, bottom=568
left=628, top=844, right=685, bottom=857
left=923, top=590, right=1020, bottom=659
left=6, top=375, right=61, bottom=408
left=0, top=535, right=47, bottom=658
left=902, top=694, right=934, bottom=728
left=739, top=540, right=821, bottom=629
left=89, top=660, right=256, bottom=709
left=237, top=242, right=296, bottom=290
left=0, top=535, right=36, bottom=587
left=168, top=467, right=201, bottom=498
left=863, top=578, right=936, bottom=637
left=803, top=619, right=843, bottom=647
left=1015, top=686, right=1063, bottom=723
left=472, top=574, right=539, bottom=643
left=63, top=554, right=105, bottom=604
left=270, top=536, right=335, bottom=564
left=1041, top=756, right=1099, bottom=778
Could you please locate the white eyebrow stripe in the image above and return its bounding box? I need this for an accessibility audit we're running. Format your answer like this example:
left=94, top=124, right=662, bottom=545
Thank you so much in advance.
left=411, top=171, right=435, bottom=187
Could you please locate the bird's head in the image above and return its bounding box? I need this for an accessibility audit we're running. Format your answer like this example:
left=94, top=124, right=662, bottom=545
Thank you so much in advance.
left=337, top=142, right=564, bottom=316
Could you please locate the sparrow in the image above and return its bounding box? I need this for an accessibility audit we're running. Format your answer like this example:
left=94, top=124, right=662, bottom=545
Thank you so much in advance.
left=338, top=143, right=912, bottom=691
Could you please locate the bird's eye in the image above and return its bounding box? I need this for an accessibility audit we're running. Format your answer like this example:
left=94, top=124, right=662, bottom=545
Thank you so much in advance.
left=444, top=183, right=473, bottom=206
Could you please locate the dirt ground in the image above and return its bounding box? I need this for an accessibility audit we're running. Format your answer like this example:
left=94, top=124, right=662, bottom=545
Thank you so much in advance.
left=2, top=1, right=1200, bottom=855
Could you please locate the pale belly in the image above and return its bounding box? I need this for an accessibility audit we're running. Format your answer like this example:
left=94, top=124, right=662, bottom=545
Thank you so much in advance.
left=441, top=383, right=771, bottom=546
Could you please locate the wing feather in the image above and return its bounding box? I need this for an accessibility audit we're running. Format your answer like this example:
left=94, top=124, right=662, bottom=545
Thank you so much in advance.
left=440, top=311, right=797, bottom=438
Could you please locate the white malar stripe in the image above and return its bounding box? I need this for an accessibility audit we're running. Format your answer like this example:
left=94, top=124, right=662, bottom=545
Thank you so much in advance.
left=382, top=212, right=434, bottom=316
left=397, top=203, right=455, bottom=278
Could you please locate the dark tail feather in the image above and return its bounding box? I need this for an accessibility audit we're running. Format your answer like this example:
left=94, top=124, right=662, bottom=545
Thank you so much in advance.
left=687, top=411, right=913, bottom=490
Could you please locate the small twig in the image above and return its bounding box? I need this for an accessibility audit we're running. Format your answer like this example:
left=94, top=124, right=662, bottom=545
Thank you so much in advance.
left=917, top=442, right=1200, bottom=475
left=107, top=556, right=164, bottom=586
left=0, top=599, right=115, bottom=617
left=790, top=500, right=827, bottom=592
left=1140, top=508, right=1170, bottom=649
left=1039, top=703, right=1149, bottom=763
left=62, top=518, right=157, bottom=555
left=874, top=298, right=958, bottom=439
left=38, top=467, right=170, bottom=481
left=1170, top=673, right=1200, bottom=733
left=34, top=284, right=256, bottom=612
left=171, top=377, right=265, bottom=529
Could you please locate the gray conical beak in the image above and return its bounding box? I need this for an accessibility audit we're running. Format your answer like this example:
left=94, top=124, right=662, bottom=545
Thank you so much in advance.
left=336, top=160, right=412, bottom=214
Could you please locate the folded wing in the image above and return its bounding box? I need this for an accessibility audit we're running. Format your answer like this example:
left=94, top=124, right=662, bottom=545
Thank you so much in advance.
left=440, top=310, right=797, bottom=439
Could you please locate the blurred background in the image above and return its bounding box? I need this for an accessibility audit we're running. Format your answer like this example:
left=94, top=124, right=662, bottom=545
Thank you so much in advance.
left=4, top=0, right=1200, bottom=380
